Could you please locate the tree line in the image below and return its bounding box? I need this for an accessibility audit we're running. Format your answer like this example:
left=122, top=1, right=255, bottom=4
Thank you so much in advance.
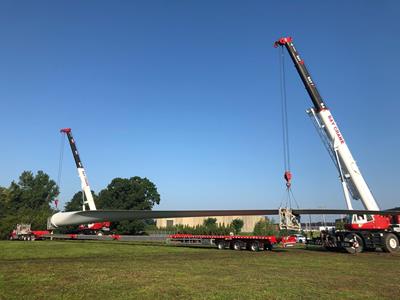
left=0, top=171, right=160, bottom=239
left=151, top=216, right=280, bottom=236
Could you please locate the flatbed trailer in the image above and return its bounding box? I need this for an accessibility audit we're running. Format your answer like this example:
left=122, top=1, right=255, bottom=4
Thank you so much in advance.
left=41, top=233, right=122, bottom=241
left=169, top=234, right=296, bottom=251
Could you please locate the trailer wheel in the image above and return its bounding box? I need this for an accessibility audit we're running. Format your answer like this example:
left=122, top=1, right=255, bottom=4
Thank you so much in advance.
left=233, top=241, right=242, bottom=251
left=250, top=241, right=260, bottom=252
left=264, top=243, right=273, bottom=251
left=344, top=233, right=364, bottom=254
left=217, top=241, right=225, bottom=250
left=382, top=233, right=399, bottom=253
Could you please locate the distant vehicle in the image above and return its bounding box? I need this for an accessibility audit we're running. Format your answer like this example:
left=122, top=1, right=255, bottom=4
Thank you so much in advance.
left=291, top=234, right=306, bottom=244
left=9, top=224, right=50, bottom=241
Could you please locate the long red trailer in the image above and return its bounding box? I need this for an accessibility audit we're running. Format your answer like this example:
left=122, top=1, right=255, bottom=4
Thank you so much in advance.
left=169, top=234, right=296, bottom=251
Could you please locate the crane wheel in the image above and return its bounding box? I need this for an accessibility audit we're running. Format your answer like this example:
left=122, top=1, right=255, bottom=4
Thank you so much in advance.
left=382, top=233, right=399, bottom=253
left=344, top=233, right=364, bottom=254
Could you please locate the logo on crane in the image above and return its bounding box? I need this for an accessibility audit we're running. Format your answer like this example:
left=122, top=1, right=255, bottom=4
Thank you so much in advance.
left=328, top=115, right=345, bottom=144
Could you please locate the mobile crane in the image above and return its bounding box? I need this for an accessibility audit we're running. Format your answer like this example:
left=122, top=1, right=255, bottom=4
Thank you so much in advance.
left=274, top=37, right=400, bottom=253
left=60, top=128, right=110, bottom=234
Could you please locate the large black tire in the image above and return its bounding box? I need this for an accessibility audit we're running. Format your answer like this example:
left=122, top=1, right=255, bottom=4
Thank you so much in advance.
left=233, top=241, right=242, bottom=251
left=382, top=233, right=400, bottom=253
left=344, top=233, right=364, bottom=254
left=217, top=241, right=225, bottom=250
left=250, top=241, right=260, bottom=252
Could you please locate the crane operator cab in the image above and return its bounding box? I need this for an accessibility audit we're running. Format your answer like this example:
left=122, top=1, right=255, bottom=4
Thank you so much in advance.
left=345, top=214, right=391, bottom=230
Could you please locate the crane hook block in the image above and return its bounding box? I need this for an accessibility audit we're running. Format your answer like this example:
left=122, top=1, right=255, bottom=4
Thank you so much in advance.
left=284, top=171, right=292, bottom=188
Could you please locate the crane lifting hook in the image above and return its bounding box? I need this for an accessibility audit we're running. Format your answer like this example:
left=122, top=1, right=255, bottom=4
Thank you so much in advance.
left=284, top=171, right=292, bottom=188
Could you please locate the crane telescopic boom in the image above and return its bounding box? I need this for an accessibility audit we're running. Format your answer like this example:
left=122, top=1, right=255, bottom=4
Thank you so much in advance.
left=60, top=128, right=97, bottom=211
left=274, top=37, right=380, bottom=211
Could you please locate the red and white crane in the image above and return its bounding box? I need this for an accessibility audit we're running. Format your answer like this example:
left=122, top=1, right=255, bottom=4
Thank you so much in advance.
left=60, top=128, right=110, bottom=234
left=274, top=37, right=399, bottom=253
left=274, top=37, right=379, bottom=212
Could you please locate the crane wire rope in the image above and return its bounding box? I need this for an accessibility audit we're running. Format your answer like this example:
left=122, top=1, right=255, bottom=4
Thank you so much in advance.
left=279, top=46, right=291, bottom=173
left=278, top=45, right=299, bottom=210
left=56, top=132, right=66, bottom=208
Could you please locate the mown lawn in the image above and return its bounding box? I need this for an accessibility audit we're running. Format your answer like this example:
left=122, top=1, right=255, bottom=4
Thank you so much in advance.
left=0, top=240, right=399, bottom=299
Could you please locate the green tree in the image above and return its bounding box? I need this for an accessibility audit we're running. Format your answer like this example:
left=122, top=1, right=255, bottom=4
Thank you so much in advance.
left=8, top=171, right=58, bottom=212
left=64, top=190, right=99, bottom=212
left=231, top=218, right=244, bottom=234
left=0, top=171, right=58, bottom=239
left=99, top=177, right=160, bottom=210
left=203, top=218, right=217, bottom=227
left=253, top=217, right=279, bottom=236
left=0, top=187, right=7, bottom=218
left=98, top=176, right=160, bottom=234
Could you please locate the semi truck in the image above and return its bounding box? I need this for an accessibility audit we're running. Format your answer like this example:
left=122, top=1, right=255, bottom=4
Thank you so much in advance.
left=9, top=224, right=49, bottom=241
left=274, top=37, right=400, bottom=253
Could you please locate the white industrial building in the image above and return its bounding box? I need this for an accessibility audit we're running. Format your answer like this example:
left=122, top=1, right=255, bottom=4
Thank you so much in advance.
left=156, top=215, right=265, bottom=233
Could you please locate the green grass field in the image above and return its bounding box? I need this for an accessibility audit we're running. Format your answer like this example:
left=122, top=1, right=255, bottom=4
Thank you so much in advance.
left=0, top=240, right=399, bottom=299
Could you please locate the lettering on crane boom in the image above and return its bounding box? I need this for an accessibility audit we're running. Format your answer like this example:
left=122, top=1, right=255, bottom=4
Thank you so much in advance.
left=82, top=170, right=89, bottom=186
left=328, top=115, right=345, bottom=144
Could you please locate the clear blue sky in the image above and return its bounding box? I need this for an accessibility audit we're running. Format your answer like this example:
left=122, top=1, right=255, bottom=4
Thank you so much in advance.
left=0, top=1, right=399, bottom=211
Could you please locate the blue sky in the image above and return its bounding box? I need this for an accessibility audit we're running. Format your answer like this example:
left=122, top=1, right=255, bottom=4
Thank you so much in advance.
left=0, top=1, right=399, bottom=212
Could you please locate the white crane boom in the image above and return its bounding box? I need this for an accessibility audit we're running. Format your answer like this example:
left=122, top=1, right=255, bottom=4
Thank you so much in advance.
left=60, top=128, right=97, bottom=211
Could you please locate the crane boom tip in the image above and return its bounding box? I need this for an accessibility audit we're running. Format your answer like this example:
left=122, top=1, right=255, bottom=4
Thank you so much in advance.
left=60, top=128, right=71, bottom=133
left=274, top=36, right=293, bottom=47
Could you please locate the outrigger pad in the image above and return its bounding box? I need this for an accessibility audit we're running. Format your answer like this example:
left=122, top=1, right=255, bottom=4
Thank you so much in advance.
left=279, top=208, right=301, bottom=231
